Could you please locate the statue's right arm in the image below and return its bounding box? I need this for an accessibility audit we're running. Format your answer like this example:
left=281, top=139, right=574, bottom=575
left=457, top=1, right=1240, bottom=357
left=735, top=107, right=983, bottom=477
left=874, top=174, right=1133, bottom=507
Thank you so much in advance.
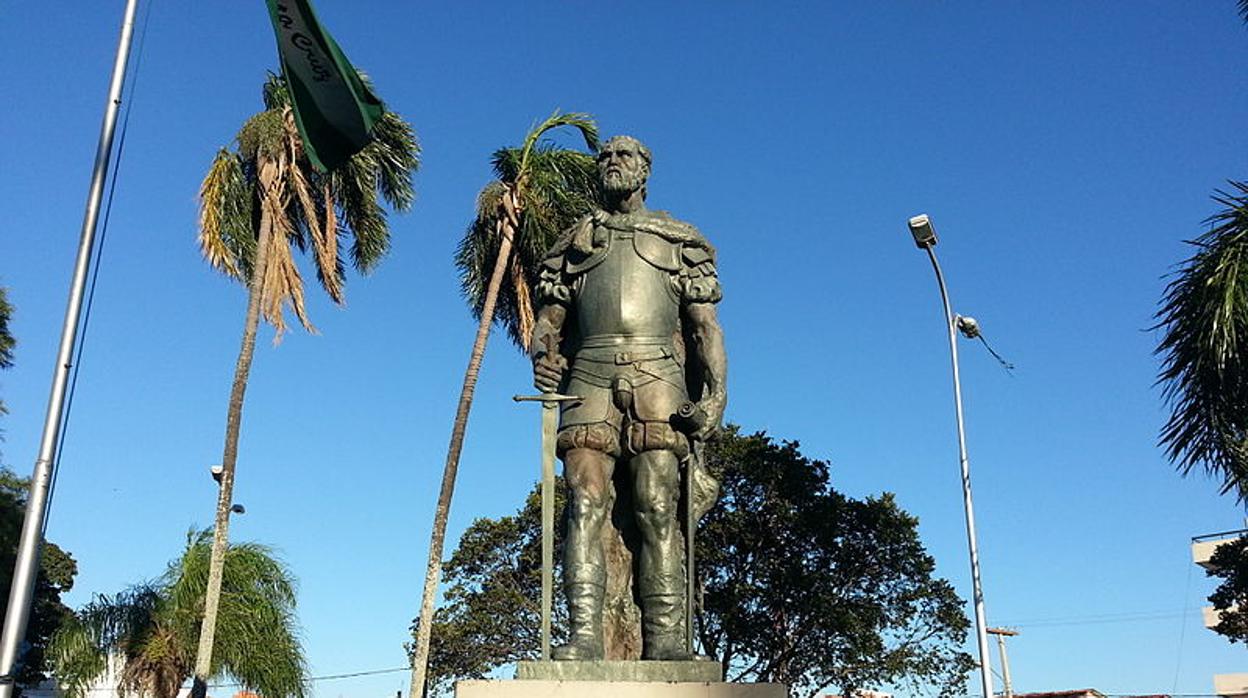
left=531, top=304, right=567, bottom=393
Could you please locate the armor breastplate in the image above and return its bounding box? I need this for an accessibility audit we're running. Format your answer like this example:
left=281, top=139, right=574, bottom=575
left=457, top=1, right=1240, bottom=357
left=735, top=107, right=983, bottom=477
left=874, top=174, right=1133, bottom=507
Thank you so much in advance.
left=574, top=229, right=679, bottom=341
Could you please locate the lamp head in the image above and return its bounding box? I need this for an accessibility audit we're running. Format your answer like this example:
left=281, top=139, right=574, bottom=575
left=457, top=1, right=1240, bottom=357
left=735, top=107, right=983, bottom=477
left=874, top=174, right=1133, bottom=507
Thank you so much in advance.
left=908, top=214, right=937, bottom=249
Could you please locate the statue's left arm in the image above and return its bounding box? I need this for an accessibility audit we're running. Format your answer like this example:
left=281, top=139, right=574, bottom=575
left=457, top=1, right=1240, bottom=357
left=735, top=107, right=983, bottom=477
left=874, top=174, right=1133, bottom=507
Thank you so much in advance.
left=678, top=241, right=727, bottom=441
left=686, top=302, right=727, bottom=441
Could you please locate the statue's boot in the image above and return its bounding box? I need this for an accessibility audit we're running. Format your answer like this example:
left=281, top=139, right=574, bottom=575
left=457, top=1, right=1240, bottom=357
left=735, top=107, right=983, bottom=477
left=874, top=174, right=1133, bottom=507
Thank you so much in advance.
left=552, top=582, right=604, bottom=660
left=640, top=592, right=692, bottom=660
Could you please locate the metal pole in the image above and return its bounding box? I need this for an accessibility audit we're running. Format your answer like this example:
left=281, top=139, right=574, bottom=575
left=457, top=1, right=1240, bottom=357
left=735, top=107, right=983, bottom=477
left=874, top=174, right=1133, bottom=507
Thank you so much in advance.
left=924, top=245, right=995, bottom=698
left=0, top=1, right=139, bottom=693
left=988, top=628, right=1015, bottom=698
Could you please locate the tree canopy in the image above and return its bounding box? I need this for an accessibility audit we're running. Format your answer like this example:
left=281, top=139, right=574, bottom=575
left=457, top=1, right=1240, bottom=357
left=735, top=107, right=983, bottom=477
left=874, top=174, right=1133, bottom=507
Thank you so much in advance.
left=1206, top=535, right=1248, bottom=645
left=453, top=113, right=599, bottom=349
left=199, top=73, right=419, bottom=337
left=416, top=427, right=974, bottom=698
left=48, top=530, right=306, bottom=698
left=0, top=468, right=78, bottom=694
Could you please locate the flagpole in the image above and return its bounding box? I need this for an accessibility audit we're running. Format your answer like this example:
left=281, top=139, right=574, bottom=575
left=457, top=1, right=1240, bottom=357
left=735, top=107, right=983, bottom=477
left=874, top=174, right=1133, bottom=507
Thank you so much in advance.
left=0, top=1, right=140, bottom=694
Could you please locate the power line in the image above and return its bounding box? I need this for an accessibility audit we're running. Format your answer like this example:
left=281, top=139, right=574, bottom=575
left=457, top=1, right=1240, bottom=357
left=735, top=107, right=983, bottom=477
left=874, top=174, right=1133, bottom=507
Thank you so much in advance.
left=208, top=666, right=411, bottom=689
left=996, top=607, right=1203, bottom=629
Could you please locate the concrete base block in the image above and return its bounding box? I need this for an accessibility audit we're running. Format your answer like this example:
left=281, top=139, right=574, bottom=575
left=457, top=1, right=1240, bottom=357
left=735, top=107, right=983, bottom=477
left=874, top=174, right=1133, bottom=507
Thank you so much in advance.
left=456, top=680, right=786, bottom=698
left=516, top=660, right=722, bottom=682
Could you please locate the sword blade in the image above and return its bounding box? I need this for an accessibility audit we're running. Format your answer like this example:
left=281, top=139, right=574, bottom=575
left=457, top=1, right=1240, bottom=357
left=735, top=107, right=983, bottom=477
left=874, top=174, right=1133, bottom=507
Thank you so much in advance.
left=540, top=401, right=558, bottom=661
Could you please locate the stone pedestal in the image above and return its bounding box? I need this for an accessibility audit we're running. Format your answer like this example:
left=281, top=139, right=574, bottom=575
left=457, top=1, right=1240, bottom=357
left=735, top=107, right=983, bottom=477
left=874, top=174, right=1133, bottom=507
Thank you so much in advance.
left=516, top=660, right=722, bottom=682
left=455, top=679, right=785, bottom=698
left=454, top=661, right=784, bottom=697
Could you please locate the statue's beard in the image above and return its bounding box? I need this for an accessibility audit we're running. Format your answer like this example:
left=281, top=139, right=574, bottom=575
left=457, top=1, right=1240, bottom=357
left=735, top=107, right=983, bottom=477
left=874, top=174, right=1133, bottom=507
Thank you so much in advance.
left=601, top=169, right=645, bottom=197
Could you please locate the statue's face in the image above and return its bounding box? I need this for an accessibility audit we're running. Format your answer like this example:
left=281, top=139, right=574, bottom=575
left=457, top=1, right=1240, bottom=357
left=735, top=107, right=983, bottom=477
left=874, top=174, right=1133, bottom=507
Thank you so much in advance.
left=598, top=139, right=648, bottom=196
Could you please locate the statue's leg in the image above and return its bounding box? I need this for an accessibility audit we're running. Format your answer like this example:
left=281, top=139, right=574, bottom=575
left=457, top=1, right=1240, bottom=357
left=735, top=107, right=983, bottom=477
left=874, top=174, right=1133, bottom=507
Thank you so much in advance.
left=629, top=445, right=688, bottom=660
left=553, top=443, right=615, bottom=661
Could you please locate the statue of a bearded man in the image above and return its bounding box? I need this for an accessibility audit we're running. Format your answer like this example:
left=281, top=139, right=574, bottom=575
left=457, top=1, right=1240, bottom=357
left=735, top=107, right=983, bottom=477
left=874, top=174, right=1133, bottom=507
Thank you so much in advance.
left=531, top=135, right=728, bottom=661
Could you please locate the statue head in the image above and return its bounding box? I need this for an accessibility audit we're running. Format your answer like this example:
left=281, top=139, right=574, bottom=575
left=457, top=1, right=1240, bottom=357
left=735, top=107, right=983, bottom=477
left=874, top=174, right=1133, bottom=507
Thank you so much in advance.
left=598, top=135, right=651, bottom=201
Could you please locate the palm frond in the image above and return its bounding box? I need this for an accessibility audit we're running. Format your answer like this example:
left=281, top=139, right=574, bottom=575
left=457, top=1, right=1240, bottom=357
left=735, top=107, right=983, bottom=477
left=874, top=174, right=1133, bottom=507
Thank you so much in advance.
left=167, top=533, right=305, bottom=698
left=261, top=198, right=315, bottom=338
left=329, top=151, right=388, bottom=273
left=48, top=585, right=165, bottom=698
left=262, top=72, right=292, bottom=111
left=364, top=110, right=420, bottom=212
left=47, top=616, right=109, bottom=698
left=1240, top=0, right=1248, bottom=25
left=282, top=110, right=342, bottom=304
left=1155, top=181, right=1248, bottom=499
left=518, top=110, right=599, bottom=175
left=198, top=149, right=253, bottom=280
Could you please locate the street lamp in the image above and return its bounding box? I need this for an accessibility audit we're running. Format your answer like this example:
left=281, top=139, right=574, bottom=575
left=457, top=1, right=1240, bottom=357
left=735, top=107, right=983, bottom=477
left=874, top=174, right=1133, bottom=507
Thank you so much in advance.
left=907, top=213, right=995, bottom=698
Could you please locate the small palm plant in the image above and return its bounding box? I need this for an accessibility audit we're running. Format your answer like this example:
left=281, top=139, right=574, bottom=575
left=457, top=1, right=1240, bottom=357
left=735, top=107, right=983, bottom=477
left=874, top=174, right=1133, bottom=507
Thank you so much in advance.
left=48, top=531, right=306, bottom=698
left=1155, top=181, right=1248, bottom=499
left=195, top=73, right=417, bottom=692
left=409, top=111, right=599, bottom=697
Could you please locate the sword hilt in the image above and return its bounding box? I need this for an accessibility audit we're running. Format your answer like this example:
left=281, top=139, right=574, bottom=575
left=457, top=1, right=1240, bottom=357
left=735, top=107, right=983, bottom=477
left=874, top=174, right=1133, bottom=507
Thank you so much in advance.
left=513, top=393, right=582, bottom=403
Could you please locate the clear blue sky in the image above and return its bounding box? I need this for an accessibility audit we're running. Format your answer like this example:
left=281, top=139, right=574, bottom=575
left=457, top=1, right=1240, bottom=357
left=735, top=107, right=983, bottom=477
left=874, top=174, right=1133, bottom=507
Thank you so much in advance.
left=2, top=2, right=1246, bottom=696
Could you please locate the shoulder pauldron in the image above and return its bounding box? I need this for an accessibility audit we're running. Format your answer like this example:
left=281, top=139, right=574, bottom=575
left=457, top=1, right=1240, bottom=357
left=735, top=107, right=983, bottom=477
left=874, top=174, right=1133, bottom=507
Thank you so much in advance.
left=634, top=231, right=681, bottom=271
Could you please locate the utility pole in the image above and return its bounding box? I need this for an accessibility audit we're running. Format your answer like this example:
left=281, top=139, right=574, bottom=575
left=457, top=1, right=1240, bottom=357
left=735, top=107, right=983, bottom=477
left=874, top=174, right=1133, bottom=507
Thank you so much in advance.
left=906, top=214, right=995, bottom=698
left=0, top=2, right=139, bottom=696
left=987, top=627, right=1019, bottom=698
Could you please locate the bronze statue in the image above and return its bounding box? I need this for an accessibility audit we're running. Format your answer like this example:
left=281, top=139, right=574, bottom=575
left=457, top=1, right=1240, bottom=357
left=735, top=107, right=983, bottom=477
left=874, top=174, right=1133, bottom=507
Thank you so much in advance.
left=531, top=135, right=728, bottom=661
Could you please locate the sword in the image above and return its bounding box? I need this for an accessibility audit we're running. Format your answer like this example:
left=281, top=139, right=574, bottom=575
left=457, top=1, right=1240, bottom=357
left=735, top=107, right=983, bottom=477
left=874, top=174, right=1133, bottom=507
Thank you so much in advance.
left=675, top=401, right=709, bottom=656
left=513, top=390, right=581, bottom=661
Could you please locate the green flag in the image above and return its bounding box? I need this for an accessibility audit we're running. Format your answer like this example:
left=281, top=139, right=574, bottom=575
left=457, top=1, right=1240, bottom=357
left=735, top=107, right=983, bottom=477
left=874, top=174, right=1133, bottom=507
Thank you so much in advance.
left=264, top=0, right=383, bottom=172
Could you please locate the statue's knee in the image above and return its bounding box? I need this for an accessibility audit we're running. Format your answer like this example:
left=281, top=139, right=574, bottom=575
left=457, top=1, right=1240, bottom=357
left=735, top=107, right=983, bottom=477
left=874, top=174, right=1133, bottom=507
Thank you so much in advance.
left=634, top=491, right=677, bottom=538
left=569, top=487, right=610, bottom=525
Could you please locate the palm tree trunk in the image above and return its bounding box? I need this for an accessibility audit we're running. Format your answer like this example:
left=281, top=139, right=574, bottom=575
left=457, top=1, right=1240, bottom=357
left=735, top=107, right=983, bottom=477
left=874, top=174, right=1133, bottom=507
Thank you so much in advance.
left=189, top=158, right=280, bottom=698
left=410, top=195, right=518, bottom=698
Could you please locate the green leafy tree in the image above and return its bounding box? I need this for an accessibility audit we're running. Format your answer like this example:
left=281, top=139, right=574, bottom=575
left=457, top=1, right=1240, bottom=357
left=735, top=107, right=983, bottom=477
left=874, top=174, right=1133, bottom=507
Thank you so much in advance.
left=0, top=468, right=77, bottom=693
left=48, top=530, right=306, bottom=698
left=411, top=485, right=568, bottom=697
left=1155, top=182, right=1248, bottom=499
left=195, top=72, right=417, bottom=691
left=1205, top=536, right=1248, bottom=645
left=409, top=111, right=598, bottom=696
left=0, top=299, right=78, bottom=693
left=417, top=428, right=974, bottom=698
left=698, top=429, right=974, bottom=697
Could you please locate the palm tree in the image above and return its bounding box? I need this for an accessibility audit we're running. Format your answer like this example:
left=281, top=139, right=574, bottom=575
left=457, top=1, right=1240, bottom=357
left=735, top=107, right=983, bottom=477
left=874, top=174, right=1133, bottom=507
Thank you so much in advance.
left=195, top=73, right=418, bottom=695
left=48, top=531, right=306, bottom=698
left=409, top=111, right=598, bottom=697
left=0, top=286, right=13, bottom=421
left=1155, top=181, right=1248, bottom=499
left=0, top=287, right=13, bottom=371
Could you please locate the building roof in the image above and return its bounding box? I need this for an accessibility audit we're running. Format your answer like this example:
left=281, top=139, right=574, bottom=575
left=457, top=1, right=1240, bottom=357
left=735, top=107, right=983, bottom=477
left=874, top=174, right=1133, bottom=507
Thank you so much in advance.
left=1016, top=691, right=1108, bottom=698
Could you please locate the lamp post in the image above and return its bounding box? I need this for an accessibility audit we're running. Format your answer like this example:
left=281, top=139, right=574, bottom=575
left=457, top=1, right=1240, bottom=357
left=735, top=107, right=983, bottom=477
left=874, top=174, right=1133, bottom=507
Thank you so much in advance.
left=907, top=213, right=995, bottom=698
